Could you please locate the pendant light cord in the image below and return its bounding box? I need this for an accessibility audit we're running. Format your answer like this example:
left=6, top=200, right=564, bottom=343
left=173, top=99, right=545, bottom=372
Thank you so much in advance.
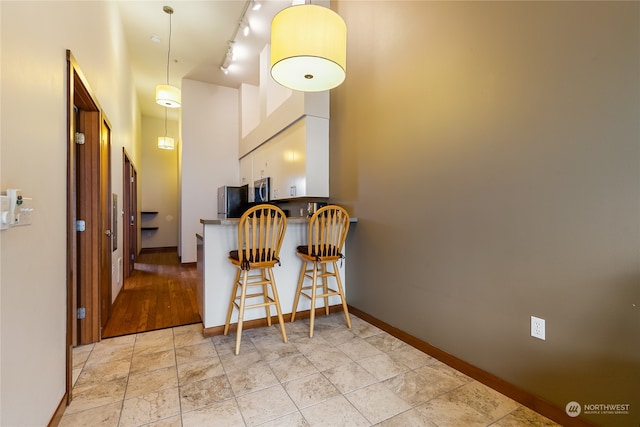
left=166, top=12, right=170, bottom=136
left=164, top=108, right=168, bottom=137
left=166, top=10, right=171, bottom=85
left=164, top=5, right=174, bottom=85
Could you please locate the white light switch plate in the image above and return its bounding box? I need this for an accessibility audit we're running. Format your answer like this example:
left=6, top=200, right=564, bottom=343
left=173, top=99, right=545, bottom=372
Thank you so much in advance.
left=0, top=195, right=10, bottom=230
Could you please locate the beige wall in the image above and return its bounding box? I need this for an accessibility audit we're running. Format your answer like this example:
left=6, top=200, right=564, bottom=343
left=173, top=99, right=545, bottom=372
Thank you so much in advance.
left=140, top=116, right=179, bottom=249
left=0, top=1, right=140, bottom=424
left=180, top=79, right=239, bottom=263
left=331, top=2, right=639, bottom=426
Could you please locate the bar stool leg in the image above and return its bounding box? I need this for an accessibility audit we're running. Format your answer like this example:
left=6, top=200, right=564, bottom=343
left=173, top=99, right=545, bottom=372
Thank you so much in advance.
left=224, top=268, right=241, bottom=336
left=333, top=260, right=351, bottom=329
left=262, top=269, right=272, bottom=326
left=322, top=263, right=330, bottom=316
left=291, top=260, right=306, bottom=322
left=268, top=267, right=288, bottom=343
left=309, top=262, right=319, bottom=338
left=235, top=269, right=249, bottom=355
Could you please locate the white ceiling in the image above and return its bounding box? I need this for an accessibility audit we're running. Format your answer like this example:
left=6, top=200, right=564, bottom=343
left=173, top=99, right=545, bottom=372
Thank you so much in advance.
left=117, top=0, right=293, bottom=120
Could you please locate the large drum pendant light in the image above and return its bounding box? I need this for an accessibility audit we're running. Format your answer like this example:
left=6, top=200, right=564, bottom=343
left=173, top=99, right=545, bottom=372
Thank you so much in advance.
left=155, top=5, right=181, bottom=108
left=270, top=4, right=346, bottom=92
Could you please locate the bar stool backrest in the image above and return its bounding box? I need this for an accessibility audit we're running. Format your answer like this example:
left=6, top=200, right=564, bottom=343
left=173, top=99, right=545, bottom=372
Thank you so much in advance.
left=237, top=204, right=287, bottom=269
left=306, top=205, right=350, bottom=261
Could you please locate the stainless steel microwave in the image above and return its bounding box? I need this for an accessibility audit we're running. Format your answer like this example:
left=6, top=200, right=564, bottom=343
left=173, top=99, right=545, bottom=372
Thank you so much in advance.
left=254, top=177, right=270, bottom=203
left=217, top=185, right=248, bottom=218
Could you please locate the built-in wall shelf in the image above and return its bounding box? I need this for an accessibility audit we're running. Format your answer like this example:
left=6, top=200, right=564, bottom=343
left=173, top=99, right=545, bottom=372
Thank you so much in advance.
left=141, top=211, right=159, bottom=234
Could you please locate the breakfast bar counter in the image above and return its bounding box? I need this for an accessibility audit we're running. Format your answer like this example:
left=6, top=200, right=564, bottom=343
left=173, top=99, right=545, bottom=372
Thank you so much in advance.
left=197, top=217, right=356, bottom=332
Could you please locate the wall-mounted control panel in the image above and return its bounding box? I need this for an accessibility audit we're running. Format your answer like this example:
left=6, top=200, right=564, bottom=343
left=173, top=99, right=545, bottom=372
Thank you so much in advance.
left=1, top=189, right=34, bottom=230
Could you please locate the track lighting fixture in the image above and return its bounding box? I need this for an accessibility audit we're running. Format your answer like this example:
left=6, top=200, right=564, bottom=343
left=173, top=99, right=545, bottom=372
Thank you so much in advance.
left=218, top=0, right=259, bottom=75
left=241, top=19, right=250, bottom=37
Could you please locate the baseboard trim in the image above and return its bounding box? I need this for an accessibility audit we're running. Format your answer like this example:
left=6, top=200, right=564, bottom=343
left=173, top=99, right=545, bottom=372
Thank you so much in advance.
left=47, top=392, right=68, bottom=427
left=202, top=305, right=345, bottom=337
left=347, top=305, right=597, bottom=427
left=139, top=246, right=178, bottom=254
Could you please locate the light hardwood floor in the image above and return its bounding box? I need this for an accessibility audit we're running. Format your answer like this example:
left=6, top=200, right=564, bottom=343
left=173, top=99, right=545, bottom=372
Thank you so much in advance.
left=101, top=248, right=201, bottom=338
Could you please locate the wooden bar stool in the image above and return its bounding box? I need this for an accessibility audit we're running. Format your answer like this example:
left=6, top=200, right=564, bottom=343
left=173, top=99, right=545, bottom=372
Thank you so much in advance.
left=291, top=205, right=351, bottom=337
left=223, top=204, right=288, bottom=355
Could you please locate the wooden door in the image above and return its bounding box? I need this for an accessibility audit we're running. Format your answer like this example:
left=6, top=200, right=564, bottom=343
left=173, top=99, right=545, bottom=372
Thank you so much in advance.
left=100, top=119, right=112, bottom=330
left=123, top=151, right=138, bottom=277
left=76, top=107, right=100, bottom=345
left=68, top=51, right=109, bottom=346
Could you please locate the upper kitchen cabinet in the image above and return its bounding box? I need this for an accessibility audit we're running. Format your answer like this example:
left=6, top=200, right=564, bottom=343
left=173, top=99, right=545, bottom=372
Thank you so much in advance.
left=239, top=153, right=253, bottom=188
left=271, top=116, right=328, bottom=200
left=241, top=116, right=329, bottom=200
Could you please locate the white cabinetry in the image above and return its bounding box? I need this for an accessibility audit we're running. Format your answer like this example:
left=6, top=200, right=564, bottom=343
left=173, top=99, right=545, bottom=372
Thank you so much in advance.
left=239, top=154, right=254, bottom=202
left=252, top=144, right=273, bottom=182
left=240, top=154, right=253, bottom=187
left=282, top=132, right=306, bottom=198
left=303, top=116, right=329, bottom=197
left=272, top=119, right=306, bottom=199
left=244, top=116, right=328, bottom=201
left=239, top=114, right=328, bottom=201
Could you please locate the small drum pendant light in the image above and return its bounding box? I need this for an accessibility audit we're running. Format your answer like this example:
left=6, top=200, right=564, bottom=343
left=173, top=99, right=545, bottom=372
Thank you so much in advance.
left=157, top=105, right=175, bottom=150
left=270, top=4, right=346, bottom=92
left=157, top=136, right=175, bottom=150
left=156, top=84, right=181, bottom=108
left=155, top=5, right=181, bottom=108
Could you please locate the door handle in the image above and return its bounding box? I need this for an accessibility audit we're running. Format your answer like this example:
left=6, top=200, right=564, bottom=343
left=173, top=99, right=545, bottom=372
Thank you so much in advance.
left=259, top=182, right=266, bottom=201
left=105, top=230, right=112, bottom=237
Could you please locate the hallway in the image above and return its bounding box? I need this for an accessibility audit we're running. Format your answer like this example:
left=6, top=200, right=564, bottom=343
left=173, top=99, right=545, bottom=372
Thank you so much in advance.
left=101, top=249, right=201, bottom=338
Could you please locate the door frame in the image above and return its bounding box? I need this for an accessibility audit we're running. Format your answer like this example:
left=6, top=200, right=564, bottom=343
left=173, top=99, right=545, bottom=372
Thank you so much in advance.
left=66, top=50, right=112, bottom=401
left=100, top=118, right=113, bottom=329
left=123, top=148, right=138, bottom=278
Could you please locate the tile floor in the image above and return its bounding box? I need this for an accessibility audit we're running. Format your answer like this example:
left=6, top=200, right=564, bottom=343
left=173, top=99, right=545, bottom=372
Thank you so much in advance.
left=60, top=313, right=559, bottom=427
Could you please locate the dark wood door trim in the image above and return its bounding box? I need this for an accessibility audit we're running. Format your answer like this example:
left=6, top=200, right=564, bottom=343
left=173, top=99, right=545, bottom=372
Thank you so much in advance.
left=122, top=148, right=138, bottom=279
left=100, top=119, right=113, bottom=329
left=67, top=50, right=100, bottom=403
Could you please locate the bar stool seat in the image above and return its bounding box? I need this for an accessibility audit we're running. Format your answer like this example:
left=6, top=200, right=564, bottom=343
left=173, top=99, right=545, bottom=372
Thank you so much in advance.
left=291, top=205, right=351, bottom=337
left=223, top=204, right=288, bottom=355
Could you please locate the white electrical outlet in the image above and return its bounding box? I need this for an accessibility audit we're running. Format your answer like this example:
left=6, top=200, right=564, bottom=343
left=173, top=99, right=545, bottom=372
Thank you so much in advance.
left=531, top=316, right=546, bottom=340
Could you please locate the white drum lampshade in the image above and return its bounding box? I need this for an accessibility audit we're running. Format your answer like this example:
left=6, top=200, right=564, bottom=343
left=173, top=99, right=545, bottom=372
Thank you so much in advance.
left=157, top=136, right=175, bottom=150
left=156, top=84, right=181, bottom=108
left=270, top=4, right=346, bottom=92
